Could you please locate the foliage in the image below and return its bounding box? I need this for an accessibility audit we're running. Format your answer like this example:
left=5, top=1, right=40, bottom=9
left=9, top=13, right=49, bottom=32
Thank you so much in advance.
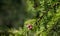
left=0, top=0, right=60, bottom=36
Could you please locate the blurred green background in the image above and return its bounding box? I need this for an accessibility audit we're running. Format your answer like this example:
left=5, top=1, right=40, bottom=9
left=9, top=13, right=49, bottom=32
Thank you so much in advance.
left=0, top=0, right=60, bottom=36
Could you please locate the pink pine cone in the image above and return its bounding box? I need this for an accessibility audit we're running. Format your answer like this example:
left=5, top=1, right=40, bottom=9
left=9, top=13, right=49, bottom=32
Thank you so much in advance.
left=27, top=24, right=33, bottom=30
